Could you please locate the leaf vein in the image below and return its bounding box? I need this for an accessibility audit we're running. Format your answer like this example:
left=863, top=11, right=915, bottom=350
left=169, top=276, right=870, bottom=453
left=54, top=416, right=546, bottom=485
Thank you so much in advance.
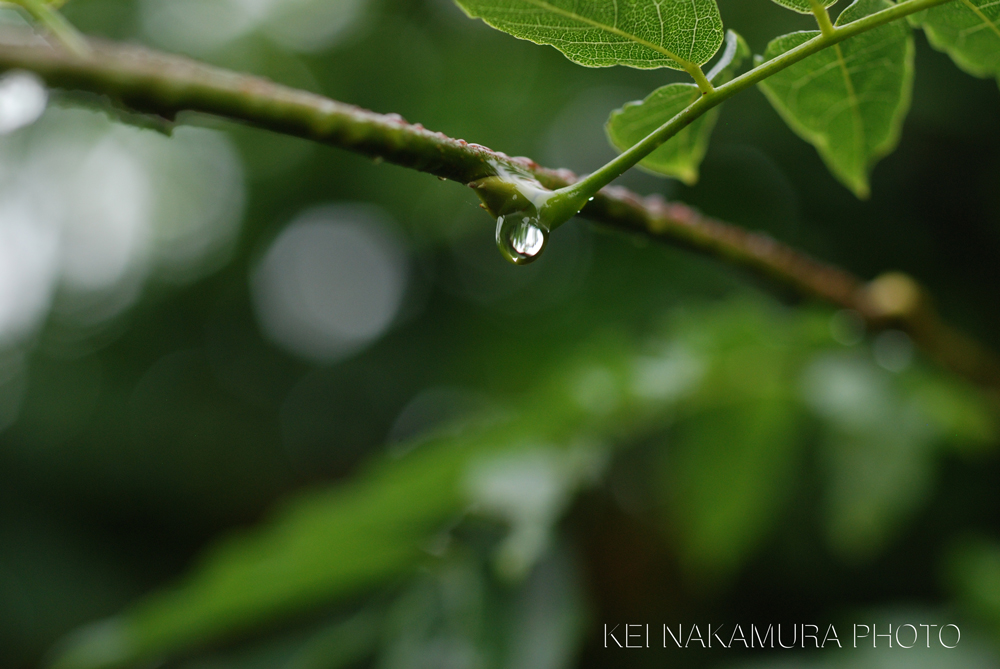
left=959, top=0, right=1000, bottom=39
left=515, top=0, right=692, bottom=67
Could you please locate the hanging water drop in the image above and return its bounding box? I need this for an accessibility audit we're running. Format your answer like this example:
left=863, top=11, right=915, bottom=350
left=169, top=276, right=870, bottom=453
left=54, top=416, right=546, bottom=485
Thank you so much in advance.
left=496, top=213, right=548, bottom=265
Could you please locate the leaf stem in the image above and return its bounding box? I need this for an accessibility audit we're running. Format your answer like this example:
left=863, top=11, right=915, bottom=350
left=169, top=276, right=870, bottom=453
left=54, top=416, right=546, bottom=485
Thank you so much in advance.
left=14, top=0, right=90, bottom=58
left=0, top=33, right=997, bottom=393
left=810, top=0, right=837, bottom=37
left=686, top=63, right=715, bottom=95
left=540, top=0, right=956, bottom=228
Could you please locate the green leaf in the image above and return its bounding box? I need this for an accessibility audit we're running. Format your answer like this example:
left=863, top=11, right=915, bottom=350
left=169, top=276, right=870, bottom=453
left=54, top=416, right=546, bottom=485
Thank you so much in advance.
left=757, top=0, right=915, bottom=198
left=451, top=0, right=725, bottom=71
left=659, top=302, right=803, bottom=581
left=910, top=0, right=1000, bottom=85
left=45, top=335, right=663, bottom=669
left=946, top=539, right=1000, bottom=633
left=606, top=86, right=709, bottom=184
left=380, top=548, right=586, bottom=669
left=906, top=369, right=998, bottom=450
left=769, top=0, right=838, bottom=14
left=665, top=401, right=800, bottom=580
left=606, top=31, right=749, bottom=184
left=49, top=438, right=603, bottom=669
left=47, top=440, right=470, bottom=669
left=802, top=353, right=937, bottom=561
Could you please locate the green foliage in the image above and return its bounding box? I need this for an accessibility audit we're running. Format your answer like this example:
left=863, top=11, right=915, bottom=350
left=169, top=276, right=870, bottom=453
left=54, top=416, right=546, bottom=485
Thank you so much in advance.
left=378, top=549, right=587, bottom=669
left=668, top=402, right=800, bottom=578
left=46, top=436, right=586, bottom=669
left=769, top=0, right=839, bottom=13
left=39, top=293, right=1000, bottom=667
left=947, top=539, right=1000, bottom=635
left=605, top=30, right=749, bottom=184
left=49, top=445, right=464, bottom=668
left=911, top=0, right=1000, bottom=85
left=908, top=371, right=998, bottom=448
left=758, top=0, right=915, bottom=198
left=455, top=0, right=1000, bottom=200
left=607, top=85, right=713, bottom=185
left=810, top=357, right=995, bottom=562
left=46, top=332, right=644, bottom=668
left=661, top=305, right=803, bottom=579
left=6, top=1, right=1000, bottom=668
left=806, top=354, right=936, bottom=559
left=451, top=0, right=725, bottom=71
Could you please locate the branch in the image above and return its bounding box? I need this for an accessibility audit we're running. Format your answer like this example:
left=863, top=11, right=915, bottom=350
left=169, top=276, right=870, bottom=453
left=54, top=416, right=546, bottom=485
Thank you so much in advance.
left=1, top=34, right=999, bottom=393
left=547, top=0, right=957, bottom=218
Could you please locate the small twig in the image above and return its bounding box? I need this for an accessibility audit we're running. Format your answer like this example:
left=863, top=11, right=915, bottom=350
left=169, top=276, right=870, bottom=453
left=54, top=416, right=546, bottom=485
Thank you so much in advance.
left=0, top=35, right=997, bottom=394
left=541, top=0, right=955, bottom=224
left=685, top=62, right=715, bottom=95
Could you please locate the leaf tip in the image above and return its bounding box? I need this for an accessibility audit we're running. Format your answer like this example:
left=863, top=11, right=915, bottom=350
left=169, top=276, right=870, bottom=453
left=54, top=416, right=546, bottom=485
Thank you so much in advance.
left=851, top=180, right=872, bottom=200
left=677, top=168, right=700, bottom=186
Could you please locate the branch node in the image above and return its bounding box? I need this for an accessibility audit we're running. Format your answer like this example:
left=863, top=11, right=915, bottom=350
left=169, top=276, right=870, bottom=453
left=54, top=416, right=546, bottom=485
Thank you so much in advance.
left=864, top=271, right=927, bottom=322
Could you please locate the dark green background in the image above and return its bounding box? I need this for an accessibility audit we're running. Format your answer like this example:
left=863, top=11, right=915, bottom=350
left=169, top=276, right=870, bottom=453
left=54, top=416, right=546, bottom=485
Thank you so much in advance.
left=2, top=0, right=1000, bottom=667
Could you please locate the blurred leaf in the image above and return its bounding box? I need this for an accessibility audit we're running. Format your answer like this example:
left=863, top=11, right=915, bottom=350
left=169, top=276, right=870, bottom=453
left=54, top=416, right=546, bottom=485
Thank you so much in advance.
left=801, top=353, right=969, bottom=561
left=377, top=559, right=489, bottom=669
left=281, top=608, right=383, bottom=669
left=168, top=608, right=382, bottom=669
left=378, top=546, right=585, bottom=669
left=947, top=538, right=1000, bottom=633
left=906, top=370, right=998, bottom=451
left=758, top=0, right=915, bottom=198
left=802, top=346, right=996, bottom=564
left=464, top=444, right=607, bottom=580
left=500, top=547, right=587, bottom=669
left=768, top=0, right=838, bottom=14
left=43, top=295, right=1000, bottom=667
left=451, top=0, right=725, bottom=71
left=47, top=334, right=670, bottom=669
left=658, top=300, right=806, bottom=580
left=666, top=401, right=801, bottom=580
left=910, top=0, right=1000, bottom=85
left=606, top=30, right=749, bottom=184
left=376, top=549, right=585, bottom=669
left=821, top=430, right=933, bottom=561
left=48, top=438, right=469, bottom=669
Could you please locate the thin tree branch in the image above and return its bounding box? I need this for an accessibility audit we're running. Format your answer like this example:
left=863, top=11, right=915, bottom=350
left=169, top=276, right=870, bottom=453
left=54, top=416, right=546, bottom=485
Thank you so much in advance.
left=552, top=0, right=955, bottom=213
left=1, top=34, right=998, bottom=393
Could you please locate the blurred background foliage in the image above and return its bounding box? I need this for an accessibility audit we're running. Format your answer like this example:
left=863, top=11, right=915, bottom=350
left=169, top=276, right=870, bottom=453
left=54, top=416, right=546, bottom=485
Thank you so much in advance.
left=0, top=0, right=999, bottom=667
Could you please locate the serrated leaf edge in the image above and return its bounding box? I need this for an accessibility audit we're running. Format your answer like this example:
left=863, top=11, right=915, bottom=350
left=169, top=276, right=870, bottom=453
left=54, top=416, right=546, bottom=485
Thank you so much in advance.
left=757, top=8, right=916, bottom=199
left=912, top=0, right=1000, bottom=80
left=461, top=0, right=713, bottom=70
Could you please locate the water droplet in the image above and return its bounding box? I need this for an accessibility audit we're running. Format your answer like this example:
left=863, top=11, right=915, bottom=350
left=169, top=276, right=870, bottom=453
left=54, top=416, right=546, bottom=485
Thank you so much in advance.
left=496, top=213, right=548, bottom=265
left=588, top=197, right=594, bottom=202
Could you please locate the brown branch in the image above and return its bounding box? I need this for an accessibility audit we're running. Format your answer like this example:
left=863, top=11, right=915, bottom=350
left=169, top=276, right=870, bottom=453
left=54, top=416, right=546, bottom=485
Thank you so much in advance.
left=2, top=33, right=999, bottom=392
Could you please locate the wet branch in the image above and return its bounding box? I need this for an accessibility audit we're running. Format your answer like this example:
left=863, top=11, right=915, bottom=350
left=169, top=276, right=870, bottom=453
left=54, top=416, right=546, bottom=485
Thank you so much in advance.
left=2, top=34, right=999, bottom=393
